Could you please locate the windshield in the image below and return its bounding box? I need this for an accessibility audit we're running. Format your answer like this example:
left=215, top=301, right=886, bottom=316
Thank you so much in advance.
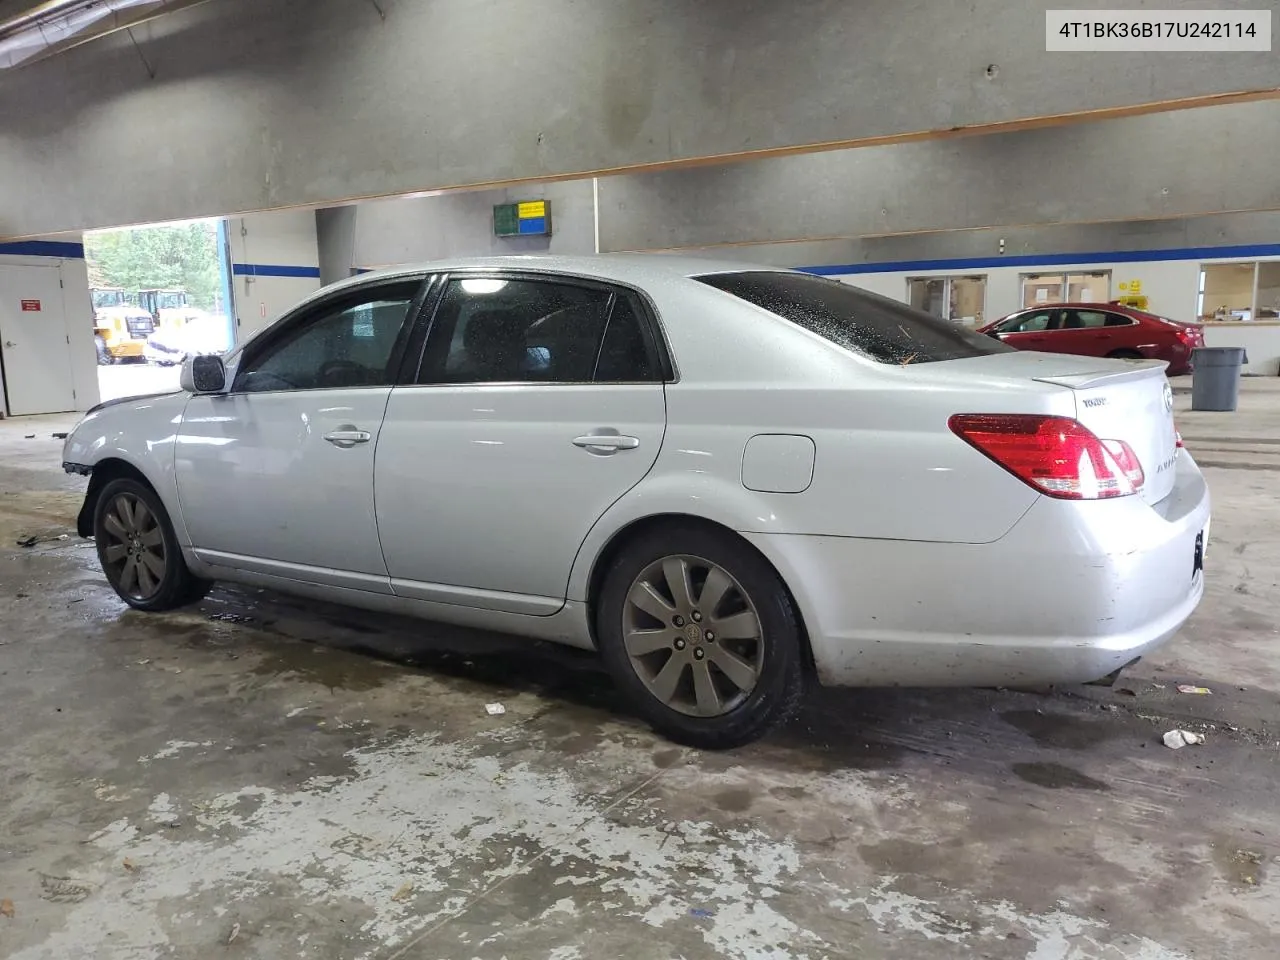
left=158, top=292, right=185, bottom=309
left=696, top=271, right=1014, bottom=365
left=92, top=290, right=125, bottom=309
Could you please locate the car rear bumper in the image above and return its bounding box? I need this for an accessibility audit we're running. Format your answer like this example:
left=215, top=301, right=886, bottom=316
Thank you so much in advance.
left=746, top=451, right=1210, bottom=688
left=1142, top=342, right=1193, bottom=376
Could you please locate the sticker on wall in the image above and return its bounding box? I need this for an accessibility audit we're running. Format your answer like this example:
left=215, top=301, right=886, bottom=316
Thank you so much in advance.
left=1118, top=280, right=1142, bottom=294
left=20, top=299, right=40, bottom=312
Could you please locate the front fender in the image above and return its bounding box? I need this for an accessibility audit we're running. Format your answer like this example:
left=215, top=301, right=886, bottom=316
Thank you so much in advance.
left=62, top=393, right=191, bottom=544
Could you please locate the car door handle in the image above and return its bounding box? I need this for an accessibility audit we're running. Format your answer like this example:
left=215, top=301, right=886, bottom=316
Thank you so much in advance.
left=573, top=434, right=640, bottom=452
left=324, top=429, right=372, bottom=448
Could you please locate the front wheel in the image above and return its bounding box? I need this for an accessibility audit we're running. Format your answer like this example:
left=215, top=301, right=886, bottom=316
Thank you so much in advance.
left=596, top=522, right=805, bottom=749
left=93, top=477, right=211, bottom=611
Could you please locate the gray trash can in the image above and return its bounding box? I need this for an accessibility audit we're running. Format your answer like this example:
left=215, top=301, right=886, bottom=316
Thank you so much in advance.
left=1190, top=346, right=1248, bottom=412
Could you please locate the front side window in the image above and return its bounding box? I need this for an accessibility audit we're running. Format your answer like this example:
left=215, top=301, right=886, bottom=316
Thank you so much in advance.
left=234, top=281, right=421, bottom=393
left=416, top=277, right=660, bottom=384
left=696, top=271, right=1013, bottom=365
left=999, top=310, right=1054, bottom=333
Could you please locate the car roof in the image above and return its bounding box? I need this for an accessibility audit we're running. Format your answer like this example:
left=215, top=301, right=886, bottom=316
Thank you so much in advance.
left=321, top=253, right=793, bottom=296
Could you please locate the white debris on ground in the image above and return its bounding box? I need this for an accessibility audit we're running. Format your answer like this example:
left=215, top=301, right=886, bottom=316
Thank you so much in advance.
left=11, top=730, right=1199, bottom=960
left=137, top=740, right=214, bottom=763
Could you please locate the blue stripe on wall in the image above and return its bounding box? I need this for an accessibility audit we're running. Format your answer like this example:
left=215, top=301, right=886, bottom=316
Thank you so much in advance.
left=232, top=263, right=322, bottom=279
left=0, top=240, right=86, bottom=259
left=796, top=243, right=1280, bottom=277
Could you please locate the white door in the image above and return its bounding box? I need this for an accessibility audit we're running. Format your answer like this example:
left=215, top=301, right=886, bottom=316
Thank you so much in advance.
left=0, top=264, right=77, bottom=415
left=375, top=275, right=668, bottom=614
left=175, top=277, right=427, bottom=591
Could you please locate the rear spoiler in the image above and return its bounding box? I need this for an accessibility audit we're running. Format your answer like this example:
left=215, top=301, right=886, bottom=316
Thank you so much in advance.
left=1032, top=360, right=1168, bottom=390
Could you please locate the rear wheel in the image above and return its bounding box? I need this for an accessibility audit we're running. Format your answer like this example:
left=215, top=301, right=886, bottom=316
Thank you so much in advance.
left=95, top=336, right=111, bottom=366
left=596, top=522, right=805, bottom=749
left=94, top=478, right=211, bottom=611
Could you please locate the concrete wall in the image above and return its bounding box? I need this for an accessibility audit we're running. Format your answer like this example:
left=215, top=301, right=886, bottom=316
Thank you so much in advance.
left=596, top=100, right=1280, bottom=252
left=351, top=181, right=596, bottom=269
left=1, top=0, right=1277, bottom=237
left=0, top=238, right=99, bottom=415
left=227, top=211, right=321, bottom=340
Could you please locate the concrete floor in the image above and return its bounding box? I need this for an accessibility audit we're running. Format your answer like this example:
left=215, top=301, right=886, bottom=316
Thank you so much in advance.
left=1, top=381, right=1278, bottom=960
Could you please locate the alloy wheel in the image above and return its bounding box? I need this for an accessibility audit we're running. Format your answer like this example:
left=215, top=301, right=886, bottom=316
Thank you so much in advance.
left=100, top=492, right=167, bottom=601
left=622, top=554, right=764, bottom=717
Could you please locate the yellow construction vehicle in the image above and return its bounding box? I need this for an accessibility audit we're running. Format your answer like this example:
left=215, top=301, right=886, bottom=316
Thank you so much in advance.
left=91, top=288, right=154, bottom=364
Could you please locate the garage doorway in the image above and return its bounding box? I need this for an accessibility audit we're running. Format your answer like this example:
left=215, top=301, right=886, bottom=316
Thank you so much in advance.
left=84, top=219, right=234, bottom=403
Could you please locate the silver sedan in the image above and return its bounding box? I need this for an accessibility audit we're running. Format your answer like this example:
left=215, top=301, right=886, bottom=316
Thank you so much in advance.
left=62, top=256, right=1210, bottom=748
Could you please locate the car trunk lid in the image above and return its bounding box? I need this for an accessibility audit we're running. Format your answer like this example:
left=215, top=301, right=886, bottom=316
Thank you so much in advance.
left=1032, top=362, right=1178, bottom=505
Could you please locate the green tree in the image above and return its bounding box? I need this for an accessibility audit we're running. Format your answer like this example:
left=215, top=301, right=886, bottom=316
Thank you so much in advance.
left=85, top=221, right=221, bottom=311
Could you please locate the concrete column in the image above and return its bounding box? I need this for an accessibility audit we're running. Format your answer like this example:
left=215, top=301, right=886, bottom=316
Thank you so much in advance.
left=316, top=206, right=358, bottom=287
left=226, top=211, right=321, bottom=339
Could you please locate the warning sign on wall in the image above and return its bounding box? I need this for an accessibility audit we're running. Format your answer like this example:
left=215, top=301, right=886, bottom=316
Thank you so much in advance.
left=20, top=299, right=40, bottom=312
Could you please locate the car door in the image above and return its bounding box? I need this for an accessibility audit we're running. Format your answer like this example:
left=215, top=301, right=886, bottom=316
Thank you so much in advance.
left=991, top=308, right=1057, bottom=351
left=1051, top=308, right=1132, bottom=357
left=174, top=277, right=428, bottom=591
left=375, top=272, right=668, bottom=614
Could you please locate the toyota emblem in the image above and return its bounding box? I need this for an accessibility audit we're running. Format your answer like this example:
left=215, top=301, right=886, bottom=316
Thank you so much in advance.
left=1163, top=382, right=1174, bottom=412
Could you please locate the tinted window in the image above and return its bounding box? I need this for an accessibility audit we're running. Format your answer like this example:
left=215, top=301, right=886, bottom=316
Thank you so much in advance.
left=999, top=310, right=1054, bottom=333
left=1060, top=309, right=1114, bottom=329
left=418, top=278, right=660, bottom=384
left=1104, top=312, right=1136, bottom=327
left=595, top=294, right=656, bottom=382
left=696, top=271, right=1013, bottom=365
left=234, top=282, right=419, bottom=393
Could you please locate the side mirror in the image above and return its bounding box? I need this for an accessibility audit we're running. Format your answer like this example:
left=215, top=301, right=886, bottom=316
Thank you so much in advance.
left=180, top=354, right=227, bottom=394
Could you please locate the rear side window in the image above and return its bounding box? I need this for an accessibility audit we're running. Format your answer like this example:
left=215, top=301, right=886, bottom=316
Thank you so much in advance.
left=416, top=277, right=663, bottom=384
left=697, top=271, right=1013, bottom=365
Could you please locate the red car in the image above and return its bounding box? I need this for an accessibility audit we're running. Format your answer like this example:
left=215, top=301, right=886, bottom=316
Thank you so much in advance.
left=978, top=302, right=1205, bottom=375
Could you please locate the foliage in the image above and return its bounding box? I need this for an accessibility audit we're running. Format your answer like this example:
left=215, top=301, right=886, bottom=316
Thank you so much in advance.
left=85, top=221, right=222, bottom=311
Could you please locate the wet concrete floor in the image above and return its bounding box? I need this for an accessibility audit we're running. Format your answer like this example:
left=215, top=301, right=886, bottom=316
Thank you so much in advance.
left=1, top=384, right=1278, bottom=959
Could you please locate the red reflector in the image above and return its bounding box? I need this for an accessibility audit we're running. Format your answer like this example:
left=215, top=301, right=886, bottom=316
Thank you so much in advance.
left=949, top=414, right=1144, bottom=500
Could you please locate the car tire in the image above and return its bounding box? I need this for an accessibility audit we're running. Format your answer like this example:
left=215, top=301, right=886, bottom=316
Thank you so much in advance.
left=595, top=522, right=805, bottom=749
left=95, top=336, right=111, bottom=366
left=93, top=477, right=212, bottom=611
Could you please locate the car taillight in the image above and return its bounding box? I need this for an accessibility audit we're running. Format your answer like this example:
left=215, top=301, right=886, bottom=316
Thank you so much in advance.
left=949, top=414, right=1145, bottom=500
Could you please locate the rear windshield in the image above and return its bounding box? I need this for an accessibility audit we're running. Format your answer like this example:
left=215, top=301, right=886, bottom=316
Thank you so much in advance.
left=696, top=271, right=1014, bottom=365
